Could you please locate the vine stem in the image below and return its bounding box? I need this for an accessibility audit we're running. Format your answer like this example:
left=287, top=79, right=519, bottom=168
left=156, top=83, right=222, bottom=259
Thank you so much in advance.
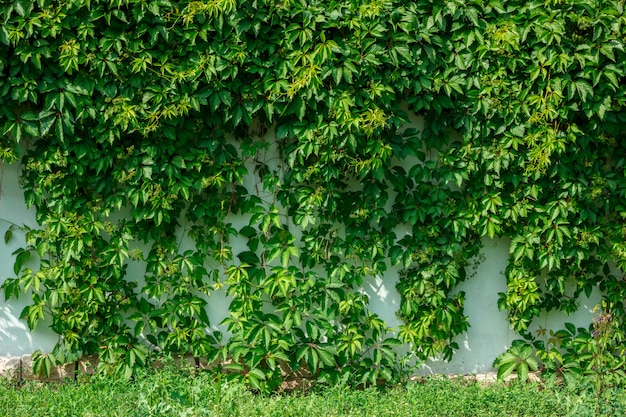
left=0, top=218, right=26, bottom=229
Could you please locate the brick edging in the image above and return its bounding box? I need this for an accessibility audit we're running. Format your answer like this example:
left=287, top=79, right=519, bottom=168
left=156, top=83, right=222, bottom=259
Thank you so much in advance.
left=0, top=354, right=538, bottom=386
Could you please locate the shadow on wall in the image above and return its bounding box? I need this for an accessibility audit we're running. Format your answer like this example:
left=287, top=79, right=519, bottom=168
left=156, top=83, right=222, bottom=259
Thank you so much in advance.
left=0, top=302, right=57, bottom=356
left=362, top=237, right=601, bottom=375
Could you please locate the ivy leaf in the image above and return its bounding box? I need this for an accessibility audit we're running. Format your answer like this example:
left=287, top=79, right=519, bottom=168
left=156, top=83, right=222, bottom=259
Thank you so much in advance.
left=570, top=80, right=593, bottom=103
left=276, top=124, right=291, bottom=139
left=317, top=346, right=336, bottom=367
left=31, top=350, right=56, bottom=378
left=13, top=0, right=26, bottom=17
left=4, top=228, right=12, bottom=244
left=39, top=113, right=56, bottom=136
left=13, top=248, right=30, bottom=275
left=0, top=26, right=9, bottom=45
left=495, top=352, right=517, bottom=379
left=389, top=245, right=403, bottom=266
left=55, top=116, right=65, bottom=144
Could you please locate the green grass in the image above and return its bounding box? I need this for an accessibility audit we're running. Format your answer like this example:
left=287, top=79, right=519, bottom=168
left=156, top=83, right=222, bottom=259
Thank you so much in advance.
left=0, top=370, right=624, bottom=417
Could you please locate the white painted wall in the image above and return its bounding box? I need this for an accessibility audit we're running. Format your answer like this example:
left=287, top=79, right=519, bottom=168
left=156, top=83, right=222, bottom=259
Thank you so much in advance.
left=0, top=156, right=601, bottom=373
left=0, top=163, right=58, bottom=355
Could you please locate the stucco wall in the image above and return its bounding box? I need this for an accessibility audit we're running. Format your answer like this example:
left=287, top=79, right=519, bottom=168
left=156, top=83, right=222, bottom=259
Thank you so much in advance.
left=0, top=158, right=602, bottom=375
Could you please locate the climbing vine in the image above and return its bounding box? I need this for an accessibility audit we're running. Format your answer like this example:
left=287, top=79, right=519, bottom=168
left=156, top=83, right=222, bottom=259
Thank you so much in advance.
left=1, top=0, right=626, bottom=390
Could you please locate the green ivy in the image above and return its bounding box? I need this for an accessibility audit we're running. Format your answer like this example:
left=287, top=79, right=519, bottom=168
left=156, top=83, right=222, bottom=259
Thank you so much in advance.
left=1, top=0, right=626, bottom=391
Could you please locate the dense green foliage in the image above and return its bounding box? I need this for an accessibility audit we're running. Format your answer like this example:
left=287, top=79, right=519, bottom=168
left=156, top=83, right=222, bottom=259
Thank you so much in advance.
left=1, top=0, right=626, bottom=389
left=2, top=369, right=618, bottom=417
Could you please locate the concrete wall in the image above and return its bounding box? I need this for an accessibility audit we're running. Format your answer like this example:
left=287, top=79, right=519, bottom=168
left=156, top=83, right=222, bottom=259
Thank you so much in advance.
left=0, top=155, right=602, bottom=376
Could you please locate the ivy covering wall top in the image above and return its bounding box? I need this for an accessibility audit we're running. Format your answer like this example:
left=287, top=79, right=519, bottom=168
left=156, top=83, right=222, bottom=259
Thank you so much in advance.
left=1, top=0, right=625, bottom=390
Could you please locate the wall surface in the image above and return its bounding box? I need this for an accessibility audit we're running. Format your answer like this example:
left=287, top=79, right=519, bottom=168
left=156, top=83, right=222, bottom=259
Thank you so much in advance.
left=0, top=160, right=602, bottom=375
left=1, top=163, right=58, bottom=356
